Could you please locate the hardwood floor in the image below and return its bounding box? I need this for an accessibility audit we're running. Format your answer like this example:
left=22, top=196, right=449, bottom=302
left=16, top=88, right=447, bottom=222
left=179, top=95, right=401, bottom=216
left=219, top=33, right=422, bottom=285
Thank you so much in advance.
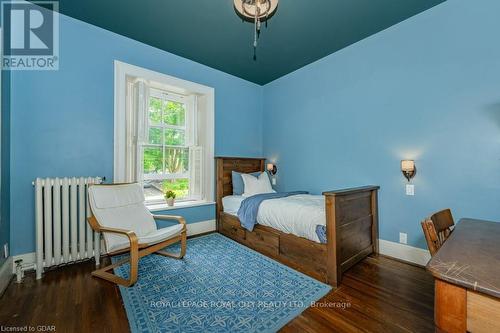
left=281, top=255, right=435, bottom=332
left=0, top=253, right=435, bottom=332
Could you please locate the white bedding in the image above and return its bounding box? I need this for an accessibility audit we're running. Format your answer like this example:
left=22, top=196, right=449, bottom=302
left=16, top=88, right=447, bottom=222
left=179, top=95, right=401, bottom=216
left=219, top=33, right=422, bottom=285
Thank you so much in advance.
left=222, top=195, right=245, bottom=215
left=222, top=194, right=325, bottom=243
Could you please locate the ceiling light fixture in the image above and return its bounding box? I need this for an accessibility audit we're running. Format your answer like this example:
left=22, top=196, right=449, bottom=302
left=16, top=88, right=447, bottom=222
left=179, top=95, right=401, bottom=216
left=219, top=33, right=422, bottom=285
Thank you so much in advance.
left=234, top=0, right=279, bottom=61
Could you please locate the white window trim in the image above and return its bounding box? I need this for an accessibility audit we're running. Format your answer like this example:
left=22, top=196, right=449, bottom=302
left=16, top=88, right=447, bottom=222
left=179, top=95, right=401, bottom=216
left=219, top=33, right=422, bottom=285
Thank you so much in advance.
left=147, top=200, right=215, bottom=213
left=114, top=60, right=215, bottom=204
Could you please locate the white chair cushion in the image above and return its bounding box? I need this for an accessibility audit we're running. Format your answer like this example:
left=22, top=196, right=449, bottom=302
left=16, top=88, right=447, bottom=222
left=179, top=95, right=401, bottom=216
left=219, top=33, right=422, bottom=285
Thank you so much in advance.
left=88, top=184, right=159, bottom=253
left=91, top=183, right=146, bottom=208
left=106, top=224, right=184, bottom=253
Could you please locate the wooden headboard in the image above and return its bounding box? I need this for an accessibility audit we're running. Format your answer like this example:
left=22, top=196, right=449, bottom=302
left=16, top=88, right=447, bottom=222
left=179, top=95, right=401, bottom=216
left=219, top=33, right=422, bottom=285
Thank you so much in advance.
left=215, top=157, right=265, bottom=222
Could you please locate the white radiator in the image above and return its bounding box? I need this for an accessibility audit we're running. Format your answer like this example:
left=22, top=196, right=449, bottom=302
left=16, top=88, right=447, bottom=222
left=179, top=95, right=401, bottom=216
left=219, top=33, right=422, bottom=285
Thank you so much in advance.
left=34, top=177, right=102, bottom=279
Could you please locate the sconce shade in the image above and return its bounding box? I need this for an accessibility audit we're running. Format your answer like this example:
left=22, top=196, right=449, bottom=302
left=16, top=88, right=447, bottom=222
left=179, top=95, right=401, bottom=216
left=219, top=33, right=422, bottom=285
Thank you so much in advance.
left=267, top=163, right=277, bottom=176
left=401, top=160, right=415, bottom=172
left=401, top=160, right=416, bottom=182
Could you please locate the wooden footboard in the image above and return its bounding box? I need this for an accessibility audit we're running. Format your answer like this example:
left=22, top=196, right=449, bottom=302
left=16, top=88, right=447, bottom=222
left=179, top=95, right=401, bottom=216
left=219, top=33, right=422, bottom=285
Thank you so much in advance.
left=323, top=186, right=380, bottom=286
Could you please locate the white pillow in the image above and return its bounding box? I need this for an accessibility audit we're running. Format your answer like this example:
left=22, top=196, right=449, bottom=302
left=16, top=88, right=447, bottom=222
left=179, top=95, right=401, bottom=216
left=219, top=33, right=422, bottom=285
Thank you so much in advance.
left=241, top=172, right=276, bottom=197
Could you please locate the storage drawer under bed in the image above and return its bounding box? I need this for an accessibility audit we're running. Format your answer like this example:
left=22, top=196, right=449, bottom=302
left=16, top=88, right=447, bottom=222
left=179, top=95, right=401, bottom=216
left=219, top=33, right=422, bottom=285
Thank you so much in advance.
left=219, top=213, right=246, bottom=241
left=245, top=226, right=280, bottom=257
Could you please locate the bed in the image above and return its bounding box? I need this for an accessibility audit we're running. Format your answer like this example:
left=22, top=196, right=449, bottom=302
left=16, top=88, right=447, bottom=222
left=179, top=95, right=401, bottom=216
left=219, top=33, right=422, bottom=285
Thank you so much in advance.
left=216, top=157, right=380, bottom=287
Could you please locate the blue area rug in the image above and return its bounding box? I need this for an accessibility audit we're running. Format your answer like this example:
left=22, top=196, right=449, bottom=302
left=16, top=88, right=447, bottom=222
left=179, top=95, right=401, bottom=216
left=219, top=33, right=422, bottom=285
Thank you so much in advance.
left=114, top=233, right=331, bottom=333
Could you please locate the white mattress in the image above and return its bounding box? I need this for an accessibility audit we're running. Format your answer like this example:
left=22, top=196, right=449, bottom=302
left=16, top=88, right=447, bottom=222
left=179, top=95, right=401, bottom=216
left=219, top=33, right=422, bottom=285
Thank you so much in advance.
left=222, top=195, right=245, bottom=215
left=222, top=194, right=325, bottom=243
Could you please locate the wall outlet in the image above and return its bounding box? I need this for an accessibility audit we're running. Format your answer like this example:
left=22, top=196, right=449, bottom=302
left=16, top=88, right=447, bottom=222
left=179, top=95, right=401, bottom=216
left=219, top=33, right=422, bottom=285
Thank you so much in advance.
left=3, top=243, right=8, bottom=258
left=405, top=184, right=415, bottom=196
left=271, top=177, right=277, bottom=186
left=399, top=232, right=408, bottom=245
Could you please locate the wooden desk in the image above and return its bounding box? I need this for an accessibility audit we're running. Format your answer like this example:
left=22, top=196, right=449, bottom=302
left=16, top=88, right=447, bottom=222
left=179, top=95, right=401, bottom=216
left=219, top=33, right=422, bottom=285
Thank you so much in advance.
left=427, top=219, right=500, bottom=333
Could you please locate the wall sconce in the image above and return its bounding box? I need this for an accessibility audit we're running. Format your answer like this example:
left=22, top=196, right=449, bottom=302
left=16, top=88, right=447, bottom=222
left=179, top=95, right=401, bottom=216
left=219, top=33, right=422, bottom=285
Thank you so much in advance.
left=401, top=160, right=416, bottom=182
left=267, top=163, right=277, bottom=176
left=267, top=163, right=277, bottom=185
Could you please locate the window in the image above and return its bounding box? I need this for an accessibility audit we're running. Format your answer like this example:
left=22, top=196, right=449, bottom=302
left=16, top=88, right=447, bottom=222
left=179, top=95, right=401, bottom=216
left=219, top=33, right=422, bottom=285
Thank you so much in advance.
left=143, top=89, right=199, bottom=203
left=114, top=61, right=214, bottom=206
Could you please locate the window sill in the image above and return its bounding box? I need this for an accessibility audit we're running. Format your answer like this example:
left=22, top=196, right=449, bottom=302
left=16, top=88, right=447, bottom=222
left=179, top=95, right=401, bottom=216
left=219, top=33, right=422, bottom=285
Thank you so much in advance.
left=147, top=200, right=215, bottom=213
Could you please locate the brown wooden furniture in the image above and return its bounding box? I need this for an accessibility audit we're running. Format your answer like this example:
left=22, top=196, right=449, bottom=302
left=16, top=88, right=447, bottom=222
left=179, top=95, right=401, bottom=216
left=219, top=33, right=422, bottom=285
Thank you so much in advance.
left=427, top=218, right=500, bottom=333
left=87, top=184, right=187, bottom=287
left=421, top=209, right=455, bottom=256
left=216, top=156, right=379, bottom=287
left=88, top=215, right=186, bottom=287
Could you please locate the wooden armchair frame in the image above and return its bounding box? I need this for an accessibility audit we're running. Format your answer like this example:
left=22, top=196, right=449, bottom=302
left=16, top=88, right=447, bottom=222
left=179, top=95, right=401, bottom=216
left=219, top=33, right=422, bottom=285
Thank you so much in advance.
left=421, top=208, right=455, bottom=256
left=421, top=219, right=440, bottom=256
left=88, top=214, right=187, bottom=287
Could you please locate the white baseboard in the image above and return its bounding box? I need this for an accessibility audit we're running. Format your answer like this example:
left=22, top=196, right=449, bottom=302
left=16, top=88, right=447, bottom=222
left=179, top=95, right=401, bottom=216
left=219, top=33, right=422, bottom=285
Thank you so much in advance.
left=187, top=219, right=216, bottom=236
left=379, top=239, right=431, bottom=266
left=11, top=219, right=217, bottom=272
left=0, top=257, right=13, bottom=295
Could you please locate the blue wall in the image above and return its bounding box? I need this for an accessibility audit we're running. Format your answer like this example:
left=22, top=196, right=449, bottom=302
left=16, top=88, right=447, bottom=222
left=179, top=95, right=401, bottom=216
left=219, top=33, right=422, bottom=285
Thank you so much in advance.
left=9, top=13, right=263, bottom=255
left=155, top=205, right=216, bottom=227
left=263, top=0, right=500, bottom=249
left=9, top=0, right=500, bottom=255
left=154, top=204, right=216, bottom=229
left=1, top=69, right=11, bottom=266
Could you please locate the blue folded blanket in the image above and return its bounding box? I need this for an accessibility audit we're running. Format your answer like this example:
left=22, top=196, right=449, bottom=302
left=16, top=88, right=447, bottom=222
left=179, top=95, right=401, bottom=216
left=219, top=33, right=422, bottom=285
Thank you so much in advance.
left=237, top=191, right=308, bottom=231
left=316, top=225, right=327, bottom=243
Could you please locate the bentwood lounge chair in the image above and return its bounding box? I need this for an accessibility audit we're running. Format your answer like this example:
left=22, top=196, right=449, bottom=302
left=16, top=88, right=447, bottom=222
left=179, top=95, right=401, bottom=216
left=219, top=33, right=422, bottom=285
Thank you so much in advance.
left=87, top=183, right=187, bottom=287
left=421, top=208, right=455, bottom=256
